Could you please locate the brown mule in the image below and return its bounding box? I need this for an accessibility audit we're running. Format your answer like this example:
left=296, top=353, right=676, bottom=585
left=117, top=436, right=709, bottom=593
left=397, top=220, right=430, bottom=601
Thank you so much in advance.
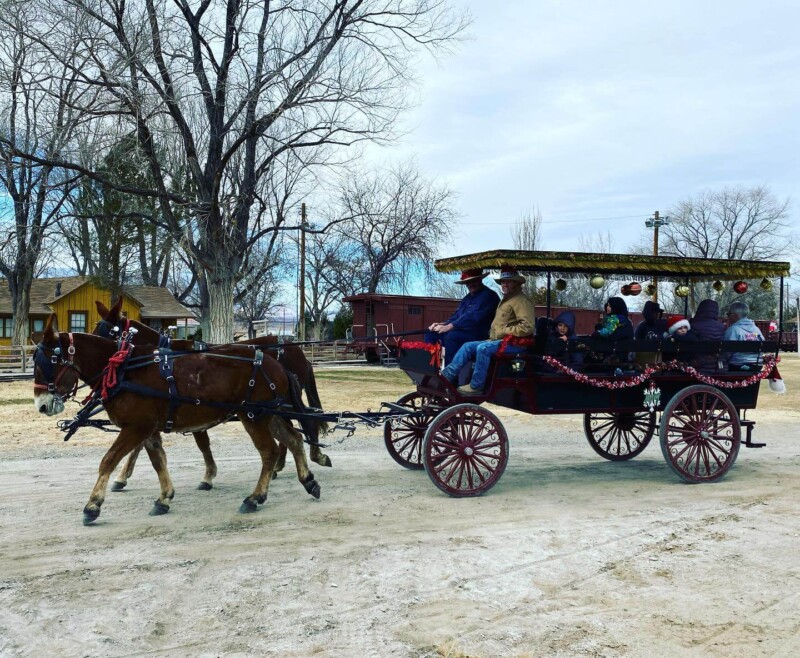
left=94, top=298, right=331, bottom=493
left=33, top=315, right=321, bottom=524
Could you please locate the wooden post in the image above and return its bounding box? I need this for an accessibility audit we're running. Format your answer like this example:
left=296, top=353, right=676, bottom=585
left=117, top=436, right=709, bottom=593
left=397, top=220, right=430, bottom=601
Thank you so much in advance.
left=299, top=203, right=306, bottom=342
left=652, top=210, right=660, bottom=303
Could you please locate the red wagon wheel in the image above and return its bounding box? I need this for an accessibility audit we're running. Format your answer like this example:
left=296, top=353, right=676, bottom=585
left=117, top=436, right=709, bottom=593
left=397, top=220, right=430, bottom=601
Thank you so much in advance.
left=384, top=392, right=446, bottom=470
left=583, top=411, right=656, bottom=461
left=659, top=385, right=741, bottom=483
left=422, top=403, right=509, bottom=497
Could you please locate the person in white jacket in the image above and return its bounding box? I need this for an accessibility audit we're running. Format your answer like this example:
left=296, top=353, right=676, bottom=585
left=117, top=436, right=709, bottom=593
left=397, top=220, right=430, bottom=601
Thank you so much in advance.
left=723, top=301, right=764, bottom=371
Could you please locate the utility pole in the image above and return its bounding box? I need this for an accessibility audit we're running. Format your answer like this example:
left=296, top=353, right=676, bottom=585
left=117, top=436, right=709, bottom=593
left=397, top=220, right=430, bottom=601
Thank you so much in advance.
left=645, top=210, right=669, bottom=302
left=299, top=202, right=307, bottom=341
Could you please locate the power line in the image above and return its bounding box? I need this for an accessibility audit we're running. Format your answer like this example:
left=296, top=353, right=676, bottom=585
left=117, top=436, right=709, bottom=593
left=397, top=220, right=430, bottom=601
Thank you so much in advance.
left=459, top=214, right=646, bottom=226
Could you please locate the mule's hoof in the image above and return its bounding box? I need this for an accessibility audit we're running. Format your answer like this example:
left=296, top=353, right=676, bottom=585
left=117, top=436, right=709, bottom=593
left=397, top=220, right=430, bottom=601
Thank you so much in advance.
left=239, top=499, right=258, bottom=514
left=315, top=454, right=333, bottom=468
left=111, top=481, right=127, bottom=492
left=256, top=493, right=267, bottom=505
left=271, top=471, right=278, bottom=480
left=303, top=479, right=321, bottom=499
left=82, top=506, right=100, bottom=525
left=149, top=501, right=170, bottom=516
left=197, top=481, right=213, bottom=491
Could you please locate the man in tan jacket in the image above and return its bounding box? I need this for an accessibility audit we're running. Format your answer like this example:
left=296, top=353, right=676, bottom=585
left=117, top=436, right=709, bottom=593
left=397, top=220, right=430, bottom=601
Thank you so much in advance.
left=441, top=267, right=535, bottom=395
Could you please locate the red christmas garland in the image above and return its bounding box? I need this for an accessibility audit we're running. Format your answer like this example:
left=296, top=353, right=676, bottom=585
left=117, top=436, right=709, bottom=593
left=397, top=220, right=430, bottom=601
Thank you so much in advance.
left=398, top=339, right=442, bottom=368
left=540, top=354, right=779, bottom=390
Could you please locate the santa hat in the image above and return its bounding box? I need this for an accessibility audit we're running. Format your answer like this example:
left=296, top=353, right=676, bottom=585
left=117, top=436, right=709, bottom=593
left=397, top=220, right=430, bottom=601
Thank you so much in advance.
left=768, top=364, right=786, bottom=394
left=664, top=315, right=690, bottom=336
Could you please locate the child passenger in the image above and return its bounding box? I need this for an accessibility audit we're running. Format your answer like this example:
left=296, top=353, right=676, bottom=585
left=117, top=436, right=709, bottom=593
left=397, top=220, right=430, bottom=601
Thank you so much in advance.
left=592, top=297, right=634, bottom=340
left=545, top=310, right=582, bottom=366
left=664, top=315, right=699, bottom=342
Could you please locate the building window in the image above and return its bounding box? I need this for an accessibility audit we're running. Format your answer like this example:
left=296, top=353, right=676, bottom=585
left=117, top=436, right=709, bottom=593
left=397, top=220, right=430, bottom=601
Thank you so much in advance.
left=30, top=318, right=44, bottom=333
left=69, top=312, right=87, bottom=333
left=148, top=319, right=162, bottom=330
left=408, top=306, right=422, bottom=316
left=0, top=317, right=13, bottom=338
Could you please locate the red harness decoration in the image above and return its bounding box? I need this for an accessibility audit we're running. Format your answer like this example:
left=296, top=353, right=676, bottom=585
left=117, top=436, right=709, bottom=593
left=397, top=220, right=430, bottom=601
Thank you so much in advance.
left=100, top=344, right=133, bottom=401
left=398, top=339, right=442, bottom=368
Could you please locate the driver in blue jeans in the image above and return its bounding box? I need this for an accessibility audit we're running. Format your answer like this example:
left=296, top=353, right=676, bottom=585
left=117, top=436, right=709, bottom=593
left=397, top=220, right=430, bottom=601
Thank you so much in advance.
left=441, top=266, right=535, bottom=395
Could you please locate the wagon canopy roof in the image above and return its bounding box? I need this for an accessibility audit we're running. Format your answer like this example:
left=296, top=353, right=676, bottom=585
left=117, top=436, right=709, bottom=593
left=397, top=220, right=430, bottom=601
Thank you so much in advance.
left=434, top=250, right=790, bottom=281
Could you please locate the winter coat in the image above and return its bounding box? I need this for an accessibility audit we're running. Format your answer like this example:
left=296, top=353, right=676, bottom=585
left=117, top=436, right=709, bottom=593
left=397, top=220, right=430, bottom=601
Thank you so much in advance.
left=489, top=290, right=535, bottom=340
left=545, top=311, right=583, bottom=365
left=688, top=299, right=726, bottom=372
left=445, top=284, right=501, bottom=341
left=690, top=300, right=725, bottom=341
left=592, top=297, right=634, bottom=341
left=723, top=317, right=764, bottom=366
left=634, top=300, right=667, bottom=340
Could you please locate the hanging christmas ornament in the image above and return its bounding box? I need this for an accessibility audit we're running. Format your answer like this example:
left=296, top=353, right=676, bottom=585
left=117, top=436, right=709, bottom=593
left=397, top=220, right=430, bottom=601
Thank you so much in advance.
left=555, top=278, right=567, bottom=291
left=712, top=280, right=724, bottom=293
left=645, top=283, right=657, bottom=296
left=759, top=278, right=773, bottom=291
left=628, top=282, right=642, bottom=296
left=589, top=275, right=605, bottom=289
left=675, top=284, right=690, bottom=298
left=733, top=280, right=748, bottom=294
left=621, top=284, right=631, bottom=296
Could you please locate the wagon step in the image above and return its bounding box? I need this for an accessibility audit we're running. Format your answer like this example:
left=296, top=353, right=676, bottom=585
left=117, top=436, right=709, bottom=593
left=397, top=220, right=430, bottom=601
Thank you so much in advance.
left=740, top=420, right=765, bottom=448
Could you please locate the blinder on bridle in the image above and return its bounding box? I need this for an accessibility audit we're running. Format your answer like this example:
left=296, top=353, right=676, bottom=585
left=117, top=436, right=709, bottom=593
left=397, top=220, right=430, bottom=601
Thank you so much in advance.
left=33, top=333, right=79, bottom=399
left=95, top=319, right=119, bottom=340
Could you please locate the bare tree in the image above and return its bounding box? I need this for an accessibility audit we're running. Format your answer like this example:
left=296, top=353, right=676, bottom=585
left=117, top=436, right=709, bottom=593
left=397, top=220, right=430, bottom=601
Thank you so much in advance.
left=511, top=206, right=543, bottom=251
left=655, top=186, right=792, bottom=316
left=554, top=231, right=616, bottom=310
left=2, top=0, right=467, bottom=342
left=0, top=5, right=80, bottom=346
left=333, top=160, right=457, bottom=294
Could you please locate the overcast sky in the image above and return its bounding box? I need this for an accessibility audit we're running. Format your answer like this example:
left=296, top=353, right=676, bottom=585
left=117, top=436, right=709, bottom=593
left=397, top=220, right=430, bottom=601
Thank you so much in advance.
left=377, top=0, right=800, bottom=258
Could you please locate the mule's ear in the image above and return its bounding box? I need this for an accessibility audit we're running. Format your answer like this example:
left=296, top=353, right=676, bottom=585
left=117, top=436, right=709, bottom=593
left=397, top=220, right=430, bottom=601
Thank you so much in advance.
left=95, top=300, right=109, bottom=318
left=44, top=313, right=59, bottom=340
left=110, top=295, right=123, bottom=317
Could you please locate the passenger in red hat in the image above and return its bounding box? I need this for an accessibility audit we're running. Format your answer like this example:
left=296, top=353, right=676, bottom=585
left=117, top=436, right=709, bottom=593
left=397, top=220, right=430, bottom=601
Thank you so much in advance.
left=425, top=268, right=500, bottom=365
left=664, top=315, right=698, bottom=342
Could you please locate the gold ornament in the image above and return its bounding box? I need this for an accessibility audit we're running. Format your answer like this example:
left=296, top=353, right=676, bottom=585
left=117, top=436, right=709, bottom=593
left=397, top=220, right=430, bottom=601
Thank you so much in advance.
left=555, top=278, right=567, bottom=291
left=645, top=283, right=657, bottom=296
left=675, top=284, right=690, bottom=298
left=589, top=275, right=605, bottom=289
left=712, top=280, right=724, bottom=292
left=759, top=278, right=773, bottom=291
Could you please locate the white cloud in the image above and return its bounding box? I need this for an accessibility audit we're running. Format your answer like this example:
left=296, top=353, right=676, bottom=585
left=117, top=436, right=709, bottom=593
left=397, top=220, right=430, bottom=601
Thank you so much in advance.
left=375, top=0, right=800, bottom=255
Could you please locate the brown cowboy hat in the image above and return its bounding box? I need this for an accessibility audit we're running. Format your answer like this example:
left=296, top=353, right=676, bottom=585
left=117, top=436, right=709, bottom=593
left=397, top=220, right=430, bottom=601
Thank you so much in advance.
left=493, top=266, right=526, bottom=284
left=455, top=268, right=488, bottom=284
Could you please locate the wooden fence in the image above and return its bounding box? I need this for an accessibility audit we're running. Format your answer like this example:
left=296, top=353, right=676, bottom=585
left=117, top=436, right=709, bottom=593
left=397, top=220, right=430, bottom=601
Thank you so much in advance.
left=0, top=345, right=36, bottom=373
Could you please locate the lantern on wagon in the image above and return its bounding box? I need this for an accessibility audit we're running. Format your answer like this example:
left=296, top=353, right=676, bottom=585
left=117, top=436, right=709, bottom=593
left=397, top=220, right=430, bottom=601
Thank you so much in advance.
left=675, top=284, right=690, bottom=298
left=712, top=280, right=724, bottom=293
left=759, top=278, right=773, bottom=291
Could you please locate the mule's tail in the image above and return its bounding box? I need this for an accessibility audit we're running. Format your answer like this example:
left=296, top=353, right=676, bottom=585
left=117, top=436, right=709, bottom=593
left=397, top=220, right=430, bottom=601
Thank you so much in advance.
left=285, top=372, right=320, bottom=446
left=302, top=362, right=329, bottom=435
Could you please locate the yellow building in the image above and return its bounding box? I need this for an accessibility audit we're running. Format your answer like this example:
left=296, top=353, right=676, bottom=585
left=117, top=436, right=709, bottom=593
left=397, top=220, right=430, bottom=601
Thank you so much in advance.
left=0, top=277, right=195, bottom=345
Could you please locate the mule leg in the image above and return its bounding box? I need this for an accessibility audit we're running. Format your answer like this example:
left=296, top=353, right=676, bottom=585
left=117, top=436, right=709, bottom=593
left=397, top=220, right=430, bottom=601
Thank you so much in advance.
left=83, top=427, right=151, bottom=525
left=111, top=444, right=142, bottom=491
left=238, top=419, right=280, bottom=514
left=309, top=442, right=332, bottom=468
left=271, top=419, right=321, bottom=500
left=271, top=443, right=288, bottom=479
left=143, top=435, right=175, bottom=516
left=192, top=431, right=217, bottom=490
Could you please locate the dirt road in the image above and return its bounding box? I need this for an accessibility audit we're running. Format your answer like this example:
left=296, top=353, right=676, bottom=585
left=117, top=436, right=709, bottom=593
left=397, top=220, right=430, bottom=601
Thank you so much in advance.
left=1, top=371, right=799, bottom=657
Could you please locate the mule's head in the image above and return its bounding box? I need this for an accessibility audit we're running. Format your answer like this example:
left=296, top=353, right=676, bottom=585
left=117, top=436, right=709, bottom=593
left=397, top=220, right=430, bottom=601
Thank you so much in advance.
left=94, top=298, right=123, bottom=339
left=33, top=315, right=80, bottom=416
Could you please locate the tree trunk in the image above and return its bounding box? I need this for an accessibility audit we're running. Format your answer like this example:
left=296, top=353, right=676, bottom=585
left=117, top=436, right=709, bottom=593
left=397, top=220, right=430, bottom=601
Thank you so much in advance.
left=206, top=271, right=235, bottom=343
left=10, top=279, right=32, bottom=372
